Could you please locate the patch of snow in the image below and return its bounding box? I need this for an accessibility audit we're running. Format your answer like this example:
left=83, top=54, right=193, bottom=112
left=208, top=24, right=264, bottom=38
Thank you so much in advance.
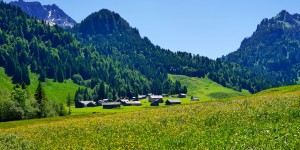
left=48, top=11, right=52, bottom=19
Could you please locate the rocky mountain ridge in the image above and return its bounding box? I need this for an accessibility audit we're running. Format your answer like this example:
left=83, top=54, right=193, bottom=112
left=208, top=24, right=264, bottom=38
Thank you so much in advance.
left=10, top=0, right=76, bottom=29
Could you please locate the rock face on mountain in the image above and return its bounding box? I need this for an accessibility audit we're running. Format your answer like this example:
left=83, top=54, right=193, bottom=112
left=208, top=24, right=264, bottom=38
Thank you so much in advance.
left=223, top=10, right=300, bottom=86
left=10, top=0, right=76, bottom=29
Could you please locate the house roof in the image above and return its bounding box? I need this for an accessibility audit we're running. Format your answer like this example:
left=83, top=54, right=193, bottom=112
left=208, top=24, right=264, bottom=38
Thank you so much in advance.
left=167, top=100, right=181, bottom=103
left=149, top=95, right=163, bottom=99
left=138, top=95, right=147, bottom=98
left=118, top=99, right=129, bottom=102
left=125, top=101, right=142, bottom=105
left=102, top=102, right=121, bottom=106
left=79, top=101, right=95, bottom=105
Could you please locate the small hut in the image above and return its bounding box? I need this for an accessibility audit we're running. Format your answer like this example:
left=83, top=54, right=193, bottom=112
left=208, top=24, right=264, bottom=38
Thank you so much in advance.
left=165, top=100, right=181, bottom=105
left=178, top=93, right=186, bottom=98
left=148, top=95, right=163, bottom=103
left=102, top=102, right=121, bottom=109
left=191, top=97, right=200, bottom=101
left=78, top=101, right=96, bottom=107
left=123, top=101, right=142, bottom=106
left=138, top=95, right=147, bottom=99
left=150, top=100, right=160, bottom=106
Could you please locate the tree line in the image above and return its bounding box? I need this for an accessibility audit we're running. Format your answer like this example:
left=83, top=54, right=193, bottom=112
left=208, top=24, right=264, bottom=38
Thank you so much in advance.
left=0, top=82, right=66, bottom=122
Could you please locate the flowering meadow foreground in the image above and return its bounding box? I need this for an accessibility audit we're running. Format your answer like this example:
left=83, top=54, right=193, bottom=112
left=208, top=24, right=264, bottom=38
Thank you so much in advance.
left=0, top=89, right=300, bottom=149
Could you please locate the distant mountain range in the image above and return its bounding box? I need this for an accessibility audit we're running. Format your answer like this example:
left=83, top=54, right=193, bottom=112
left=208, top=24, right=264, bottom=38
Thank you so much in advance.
left=10, top=0, right=76, bottom=29
left=1, top=0, right=300, bottom=95
left=224, top=10, right=300, bottom=86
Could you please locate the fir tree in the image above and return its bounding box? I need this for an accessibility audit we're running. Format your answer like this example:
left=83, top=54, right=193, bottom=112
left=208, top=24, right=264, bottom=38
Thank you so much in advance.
left=66, top=93, right=72, bottom=115
left=34, top=82, right=46, bottom=118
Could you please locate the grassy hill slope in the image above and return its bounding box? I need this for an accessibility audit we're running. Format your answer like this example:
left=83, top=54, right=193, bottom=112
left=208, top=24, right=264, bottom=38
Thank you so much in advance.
left=0, top=67, right=81, bottom=104
left=170, top=74, right=250, bottom=100
left=256, top=84, right=300, bottom=95
left=0, top=84, right=299, bottom=149
left=0, top=68, right=13, bottom=91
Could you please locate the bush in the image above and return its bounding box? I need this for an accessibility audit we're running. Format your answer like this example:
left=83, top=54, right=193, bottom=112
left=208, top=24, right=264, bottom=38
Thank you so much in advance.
left=0, top=99, right=24, bottom=121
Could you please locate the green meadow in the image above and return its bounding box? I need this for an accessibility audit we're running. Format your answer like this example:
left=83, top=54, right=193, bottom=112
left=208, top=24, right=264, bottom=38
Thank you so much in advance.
left=170, top=74, right=250, bottom=100
left=0, top=84, right=299, bottom=149
left=1, top=68, right=299, bottom=149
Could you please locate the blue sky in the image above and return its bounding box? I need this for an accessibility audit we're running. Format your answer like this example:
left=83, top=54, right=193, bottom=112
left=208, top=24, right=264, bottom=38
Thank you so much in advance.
left=3, top=0, right=300, bottom=59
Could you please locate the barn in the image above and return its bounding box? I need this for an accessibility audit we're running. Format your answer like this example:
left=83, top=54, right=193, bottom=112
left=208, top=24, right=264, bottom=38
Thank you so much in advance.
left=165, top=100, right=181, bottom=105
left=191, top=97, right=200, bottom=101
left=138, top=95, right=147, bottom=99
left=102, top=102, right=121, bottom=109
left=178, top=93, right=187, bottom=98
left=117, top=99, right=129, bottom=105
left=78, top=101, right=96, bottom=107
left=150, top=100, right=160, bottom=106
left=123, top=101, right=142, bottom=106
left=148, top=95, right=163, bottom=103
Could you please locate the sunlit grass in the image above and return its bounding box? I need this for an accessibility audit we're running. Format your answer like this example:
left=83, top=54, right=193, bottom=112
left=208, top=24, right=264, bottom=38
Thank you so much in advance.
left=1, top=88, right=299, bottom=149
left=170, top=74, right=250, bottom=100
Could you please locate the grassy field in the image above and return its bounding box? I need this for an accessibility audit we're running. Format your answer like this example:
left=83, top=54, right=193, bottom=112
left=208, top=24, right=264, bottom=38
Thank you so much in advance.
left=170, top=74, right=250, bottom=100
left=256, top=84, right=300, bottom=95
left=0, top=68, right=13, bottom=91
left=0, top=84, right=299, bottom=149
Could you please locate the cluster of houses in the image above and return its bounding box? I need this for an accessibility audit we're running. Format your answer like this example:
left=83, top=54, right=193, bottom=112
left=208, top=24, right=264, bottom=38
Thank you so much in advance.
left=77, top=93, right=200, bottom=109
left=76, top=98, right=143, bottom=109
left=148, top=95, right=182, bottom=106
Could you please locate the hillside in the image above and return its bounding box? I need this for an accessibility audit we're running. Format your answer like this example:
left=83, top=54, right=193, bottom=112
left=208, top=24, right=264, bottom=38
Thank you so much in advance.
left=73, top=9, right=275, bottom=93
left=170, top=74, right=250, bottom=100
left=1, top=67, right=249, bottom=115
left=224, top=10, right=300, bottom=86
left=0, top=1, right=154, bottom=102
left=0, top=67, right=80, bottom=104
left=1, top=84, right=299, bottom=149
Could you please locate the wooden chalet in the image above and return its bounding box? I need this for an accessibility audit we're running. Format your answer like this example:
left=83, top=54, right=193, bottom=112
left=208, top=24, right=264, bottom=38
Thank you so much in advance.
left=148, top=95, right=163, bottom=103
left=138, top=95, right=147, bottom=99
left=123, top=101, right=142, bottom=106
left=78, top=101, right=96, bottom=107
left=117, top=99, right=129, bottom=104
left=191, top=97, right=200, bottom=101
left=102, top=102, right=121, bottom=109
left=165, top=100, right=181, bottom=105
left=178, top=93, right=187, bottom=98
left=150, top=100, right=160, bottom=106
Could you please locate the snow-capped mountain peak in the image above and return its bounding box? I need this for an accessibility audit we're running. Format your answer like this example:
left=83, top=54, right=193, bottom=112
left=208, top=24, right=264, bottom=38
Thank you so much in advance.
left=10, top=0, right=76, bottom=29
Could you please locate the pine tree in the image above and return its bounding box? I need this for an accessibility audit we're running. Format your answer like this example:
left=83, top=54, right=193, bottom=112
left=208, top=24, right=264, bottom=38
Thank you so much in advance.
left=182, top=86, right=188, bottom=94
left=34, top=82, right=46, bottom=118
left=112, top=89, right=117, bottom=101
left=126, top=86, right=132, bottom=99
left=98, top=81, right=105, bottom=100
left=39, top=68, right=46, bottom=82
left=66, top=93, right=72, bottom=115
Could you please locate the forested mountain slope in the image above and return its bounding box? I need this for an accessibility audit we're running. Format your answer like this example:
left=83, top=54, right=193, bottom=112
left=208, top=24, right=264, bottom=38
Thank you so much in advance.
left=0, top=2, right=156, bottom=101
left=224, top=10, right=300, bottom=86
left=0, top=1, right=285, bottom=97
left=73, top=9, right=278, bottom=93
